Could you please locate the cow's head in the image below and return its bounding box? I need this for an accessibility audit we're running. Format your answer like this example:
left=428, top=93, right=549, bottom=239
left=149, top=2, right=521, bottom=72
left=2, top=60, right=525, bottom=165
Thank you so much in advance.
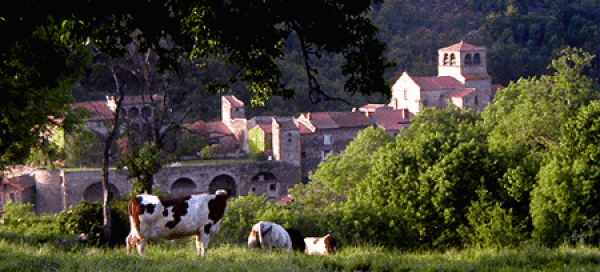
left=323, top=234, right=337, bottom=254
left=248, top=229, right=260, bottom=249
left=207, top=189, right=230, bottom=224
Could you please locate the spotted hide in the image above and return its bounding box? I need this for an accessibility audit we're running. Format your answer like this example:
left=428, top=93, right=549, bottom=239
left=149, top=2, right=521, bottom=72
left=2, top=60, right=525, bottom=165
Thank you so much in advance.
left=247, top=221, right=293, bottom=251
left=126, top=190, right=229, bottom=257
left=304, top=234, right=337, bottom=256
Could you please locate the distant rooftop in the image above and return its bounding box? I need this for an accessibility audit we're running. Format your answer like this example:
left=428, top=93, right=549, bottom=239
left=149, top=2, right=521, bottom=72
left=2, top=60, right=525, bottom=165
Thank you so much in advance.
left=439, top=41, right=485, bottom=52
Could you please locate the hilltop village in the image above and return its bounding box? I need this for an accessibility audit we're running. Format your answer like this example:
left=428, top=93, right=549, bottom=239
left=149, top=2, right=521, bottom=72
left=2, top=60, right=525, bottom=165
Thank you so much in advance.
left=1, top=41, right=500, bottom=213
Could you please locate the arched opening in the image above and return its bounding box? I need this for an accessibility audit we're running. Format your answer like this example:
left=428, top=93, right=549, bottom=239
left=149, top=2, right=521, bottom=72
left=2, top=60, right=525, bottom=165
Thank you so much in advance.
left=449, top=54, right=456, bottom=66
left=474, top=53, right=481, bottom=65
left=209, top=174, right=237, bottom=197
left=128, top=107, right=139, bottom=118
left=170, top=178, right=197, bottom=196
left=141, top=106, right=152, bottom=119
left=465, top=54, right=472, bottom=65
left=83, top=182, right=120, bottom=203
left=443, top=53, right=449, bottom=65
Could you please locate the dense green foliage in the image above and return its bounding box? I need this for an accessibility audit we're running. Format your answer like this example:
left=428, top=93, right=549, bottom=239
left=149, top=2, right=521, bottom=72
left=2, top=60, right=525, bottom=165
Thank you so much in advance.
left=57, top=201, right=129, bottom=246
left=532, top=101, right=600, bottom=245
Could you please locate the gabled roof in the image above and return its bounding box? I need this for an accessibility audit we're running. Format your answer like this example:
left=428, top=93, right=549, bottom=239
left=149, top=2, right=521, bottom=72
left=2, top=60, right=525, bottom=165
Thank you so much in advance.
left=72, top=101, right=113, bottom=121
left=223, top=95, right=244, bottom=108
left=411, top=76, right=464, bottom=91
left=358, top=104, right=393, bottom=113
left=371, top=110, right=413, bottom=132
left=450, top=88, right=477, bottom=98
left=300, top=111, right=371, bottom=130
left=185, top=120, right=233, bottom=136
left=439, top=41, right=485, bottom=52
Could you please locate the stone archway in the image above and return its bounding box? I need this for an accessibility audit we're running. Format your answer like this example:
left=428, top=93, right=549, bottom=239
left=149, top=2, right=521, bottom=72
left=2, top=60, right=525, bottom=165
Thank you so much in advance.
left=83, top=182, right=120, bottom=203
left=209, top=174, right=237, bottom=197
left=170, top=177, right=197, bottom=196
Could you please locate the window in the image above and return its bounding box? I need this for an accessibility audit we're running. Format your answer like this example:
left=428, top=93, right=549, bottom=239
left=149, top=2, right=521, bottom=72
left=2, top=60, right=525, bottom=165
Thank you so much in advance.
left=9, top=192, right=16, bottom=202
left=301, top=152, right=306, bottom=159
left=450, top=54, right=456, bottom=66
left=465, top=54, right=472, bottom=65
left=269, top=183, right=277, bottom=191
left=287, top=138, right=292, bottom=143
left=474, top=53, right=481, bottom=65
left=474, top=95, right=479, bottom=105
left=250, top=186, right=256, bottom=193
left=443, top=53, right=449, bottom=65
left=324, top=134, right=332, bottom=145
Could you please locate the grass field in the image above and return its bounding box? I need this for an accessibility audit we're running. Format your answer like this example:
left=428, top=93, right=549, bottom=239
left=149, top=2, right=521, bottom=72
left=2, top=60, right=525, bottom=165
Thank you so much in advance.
left=1, top=231, right=599, bottom=272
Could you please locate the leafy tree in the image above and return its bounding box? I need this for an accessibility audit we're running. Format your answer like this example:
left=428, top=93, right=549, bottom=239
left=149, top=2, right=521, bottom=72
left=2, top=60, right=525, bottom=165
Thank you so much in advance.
left=349, top=107, right=502, bottom=248
left=118, top=143, right=161, bottom=195
left=308, top=126, right=393, bottom=199
left=532, top=101, right=600, bottom=246
left=481, top=48, right=598, bottom=224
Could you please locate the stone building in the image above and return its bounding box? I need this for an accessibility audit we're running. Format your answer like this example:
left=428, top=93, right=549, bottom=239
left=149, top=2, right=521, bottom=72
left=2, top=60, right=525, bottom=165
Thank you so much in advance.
left=389, top=41, right=500, bottom=114
left=4, top=41, right=501, bottom=213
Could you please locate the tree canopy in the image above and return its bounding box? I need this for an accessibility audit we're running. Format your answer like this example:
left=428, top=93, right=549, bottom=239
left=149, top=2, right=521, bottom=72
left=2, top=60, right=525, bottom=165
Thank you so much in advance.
left=1, top=0, right=388, bottom=168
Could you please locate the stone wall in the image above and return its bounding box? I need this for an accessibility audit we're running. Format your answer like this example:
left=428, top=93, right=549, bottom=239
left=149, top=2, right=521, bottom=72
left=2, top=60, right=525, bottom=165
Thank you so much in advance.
left=30, top=160, right=301, bottom=213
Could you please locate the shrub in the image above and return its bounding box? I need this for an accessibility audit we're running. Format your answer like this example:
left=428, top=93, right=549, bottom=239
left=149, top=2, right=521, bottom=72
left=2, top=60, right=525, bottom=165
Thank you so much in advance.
left=212, top=194, right=275, bottom=245
left=57, top=201, right=129, bottom=246
left=0, top=202, right=37, bottom=227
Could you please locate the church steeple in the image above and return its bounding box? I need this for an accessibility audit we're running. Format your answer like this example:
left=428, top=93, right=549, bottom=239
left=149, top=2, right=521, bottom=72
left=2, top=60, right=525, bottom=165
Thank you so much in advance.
left=438, top=41, right=489, bottom=83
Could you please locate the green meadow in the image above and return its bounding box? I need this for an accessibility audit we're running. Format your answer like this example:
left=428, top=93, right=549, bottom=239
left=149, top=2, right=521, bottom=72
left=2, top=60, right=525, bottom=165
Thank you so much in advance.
left=1, top=232, right=599, bottom=272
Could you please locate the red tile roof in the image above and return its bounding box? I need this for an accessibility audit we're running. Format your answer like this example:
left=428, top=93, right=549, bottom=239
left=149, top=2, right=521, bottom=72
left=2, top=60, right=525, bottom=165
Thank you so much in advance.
left=371, top=110, right=412, bottom=131
left=439, top=41, right=485, bottom=52
left=185, top=120, right=233, bottom=136
left=411, top=76, right=464, bottom=91
left=72, top=101, right=113, bottom=121
left=121, top=95, right=164, bottom=105
left=303, top=112, right=371, bottom=130
left=223, top=95, right=244, bottom=108
left=463, top=74, right=491, bottom=80
left=450, top=88, right=476, bottom=98
left=358, top=104, right=393, bottom=113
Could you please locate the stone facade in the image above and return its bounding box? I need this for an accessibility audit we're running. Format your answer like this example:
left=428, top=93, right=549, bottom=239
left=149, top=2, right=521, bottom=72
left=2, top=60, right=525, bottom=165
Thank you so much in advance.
left=390, top=41, right=498, bottom=114
left=5, top=160, right=301, bottom=214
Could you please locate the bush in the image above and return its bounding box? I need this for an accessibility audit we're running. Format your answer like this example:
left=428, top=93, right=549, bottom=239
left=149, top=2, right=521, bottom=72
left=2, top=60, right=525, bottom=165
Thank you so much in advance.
left=57, top=201, right=129, bottom=246
left=200, top=145, right=218, bottom=159
left=0, top=202, right=37, bottom=227
left=212, top=195, right=274, bottom=245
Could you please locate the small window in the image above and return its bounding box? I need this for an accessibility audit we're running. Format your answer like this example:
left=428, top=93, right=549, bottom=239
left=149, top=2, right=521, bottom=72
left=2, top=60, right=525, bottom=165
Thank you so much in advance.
left=269, top=183, right=277, bottom=191
left=443, top=53, right=449, bottom=65
left=450, top=54, right=456, bottom=66
left=465, top=54, right=472, bottom=65
left=324, top=134, right=332, bottom=145
left=474, top=53, right=481, bottom=65
left=474, top=95, right=479, bottom=105
left=321, top=150, right=332, bottom=161
left=250, top=186, right=256, bottom=193
left=301, top=152, right=306, bottom=159
left=287, top=138, right=292, bottom=143
left=141, top=106, right=152, bottom=119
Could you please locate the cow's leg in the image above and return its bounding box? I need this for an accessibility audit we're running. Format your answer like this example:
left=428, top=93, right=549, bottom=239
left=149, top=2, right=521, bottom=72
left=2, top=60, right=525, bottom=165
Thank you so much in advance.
left=136, top=239, right=146, bottom=256
left=195, top=228, right=211, bottom=257
left=126, top=234, right=132, bottom=255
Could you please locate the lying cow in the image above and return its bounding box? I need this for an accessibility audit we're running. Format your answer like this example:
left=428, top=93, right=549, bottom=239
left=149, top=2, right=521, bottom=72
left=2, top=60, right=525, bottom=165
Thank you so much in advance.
left=126, top=190, right=230, bottom=257
left=247, top=221, right=296, bottom=250
left=304, top=234, right=337, bottom=256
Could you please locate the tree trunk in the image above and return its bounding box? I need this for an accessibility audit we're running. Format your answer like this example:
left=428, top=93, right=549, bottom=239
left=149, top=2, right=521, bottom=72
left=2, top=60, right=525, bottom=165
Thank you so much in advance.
left=101, top=67, right=125, bottom=244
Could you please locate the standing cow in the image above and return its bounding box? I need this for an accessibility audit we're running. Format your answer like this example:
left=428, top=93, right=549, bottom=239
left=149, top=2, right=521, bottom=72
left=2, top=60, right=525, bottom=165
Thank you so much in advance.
left=126, top=190, right=229, bottom=257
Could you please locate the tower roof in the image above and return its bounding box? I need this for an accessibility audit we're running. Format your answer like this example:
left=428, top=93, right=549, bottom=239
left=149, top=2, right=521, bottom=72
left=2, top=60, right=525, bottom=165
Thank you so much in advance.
left=439, top=41, right=485, bottom=52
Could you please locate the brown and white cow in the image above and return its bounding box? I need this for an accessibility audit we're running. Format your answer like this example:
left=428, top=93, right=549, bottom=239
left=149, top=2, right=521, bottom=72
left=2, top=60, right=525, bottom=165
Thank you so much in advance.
left=126, top=190, right=229, bottom=257
left=304, top=234, right=337, bottom=256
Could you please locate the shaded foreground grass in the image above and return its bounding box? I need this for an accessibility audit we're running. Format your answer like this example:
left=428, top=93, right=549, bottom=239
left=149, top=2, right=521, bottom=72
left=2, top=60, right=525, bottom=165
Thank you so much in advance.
left=1, top=235, right=599, bottom=272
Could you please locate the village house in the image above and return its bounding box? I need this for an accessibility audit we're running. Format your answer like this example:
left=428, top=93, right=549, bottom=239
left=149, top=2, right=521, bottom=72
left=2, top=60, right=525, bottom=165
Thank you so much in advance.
left=1, top=41, right=500, bottom=212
